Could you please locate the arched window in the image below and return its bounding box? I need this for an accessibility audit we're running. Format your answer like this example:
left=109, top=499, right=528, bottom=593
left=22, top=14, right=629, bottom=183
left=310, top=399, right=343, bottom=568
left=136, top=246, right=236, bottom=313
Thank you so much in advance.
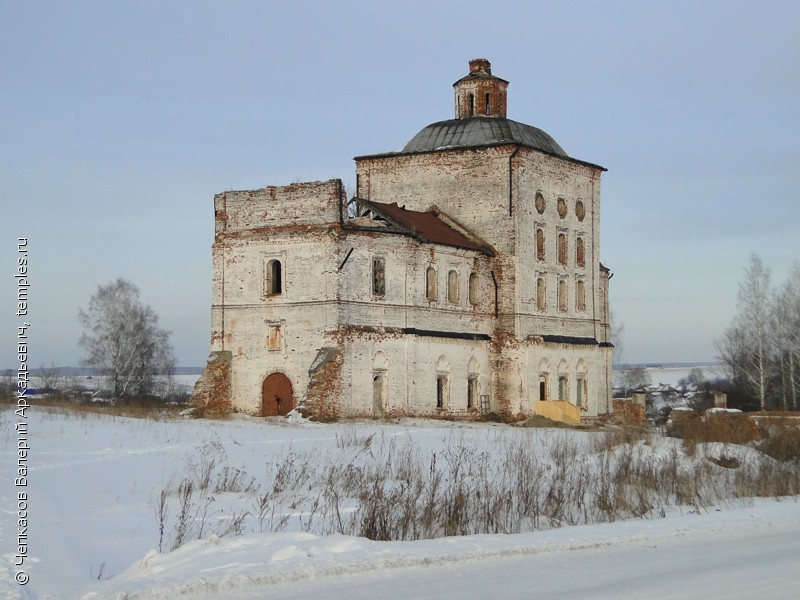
left=468, top=357, right=479, bottom=409
left=448, top=270, right=459, bottom=303
left=266, top=259, right=282, bottom=295
left=576, top=280, right=586, bottom=311
left=436, top=355, right=450, bottom=410
left=576, top=237, right=585, bottom=267
left=484, top=92, right=491, bottom=115
left=468, top=93, right=475, bottom=116
left=467, top=376, right=478, bottom=408
left=372, top=257, right=385, bottom=296
left=557, top=233, right=567, bottom=266
left=537, top=277, right=546, bottom=310
left=538, top=358, right=550, bottom=402
left=468, top=272, right=478, bottom=305
left=536, top=228, right=545, bottom=261
left=558, top=279, right=568, bottom=312
left=577, top=376, right=587, bottom=407
left=426, top=266, right=437, bottom=301
left=558, top=375, right=568, bottom=401
left=436, top=374, right=448, bottom=408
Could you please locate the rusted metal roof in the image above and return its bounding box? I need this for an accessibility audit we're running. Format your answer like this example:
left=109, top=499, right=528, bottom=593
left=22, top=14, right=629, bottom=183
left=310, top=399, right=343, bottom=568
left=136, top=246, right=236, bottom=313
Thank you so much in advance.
left=352, top=199, right=495, bottom=256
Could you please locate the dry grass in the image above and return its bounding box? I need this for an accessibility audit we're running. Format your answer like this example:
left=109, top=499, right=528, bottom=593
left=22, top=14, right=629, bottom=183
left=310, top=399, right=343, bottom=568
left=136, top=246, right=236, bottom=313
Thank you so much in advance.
left=668, top=411, right=763, bottom=455
left=6, top=395, right=189, bottom=420
left=156, top=424, right=800, bottom=549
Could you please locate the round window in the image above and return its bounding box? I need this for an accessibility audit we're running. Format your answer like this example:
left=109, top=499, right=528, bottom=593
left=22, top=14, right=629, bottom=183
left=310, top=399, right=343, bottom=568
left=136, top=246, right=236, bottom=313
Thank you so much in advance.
left=575, top=200, right=586, bottom=222
left=535, top=192, right=545, bottom=214
left=557, top=198, right=567, bottom=218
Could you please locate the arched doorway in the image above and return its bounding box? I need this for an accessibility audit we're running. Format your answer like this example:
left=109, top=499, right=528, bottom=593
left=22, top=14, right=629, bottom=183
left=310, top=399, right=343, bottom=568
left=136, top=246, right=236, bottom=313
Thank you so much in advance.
left=261, top=373, right=294, bottom=416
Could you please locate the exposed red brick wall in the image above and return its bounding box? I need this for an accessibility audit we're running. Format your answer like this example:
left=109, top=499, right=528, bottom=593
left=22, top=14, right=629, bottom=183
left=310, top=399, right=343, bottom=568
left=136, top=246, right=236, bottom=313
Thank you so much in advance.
left=612, top=399, right=646, bottom=426
left=191, top=351, right=232, bottom=416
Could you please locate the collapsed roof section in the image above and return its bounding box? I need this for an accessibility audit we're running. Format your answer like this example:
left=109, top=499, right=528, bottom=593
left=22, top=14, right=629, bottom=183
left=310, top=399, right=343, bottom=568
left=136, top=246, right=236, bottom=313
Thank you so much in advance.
left=345, top=197, right=495, bottom=256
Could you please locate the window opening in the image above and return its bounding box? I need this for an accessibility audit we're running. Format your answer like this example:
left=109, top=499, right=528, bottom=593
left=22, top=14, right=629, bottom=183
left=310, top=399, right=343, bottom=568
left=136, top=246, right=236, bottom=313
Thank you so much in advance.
left=468, top=272, right=478, bottom=305
left=267, top=259, right=282, bottom=295
left=575, top=200, right=586, bottom=221
left=537, top=277, right=546, bottom=311
left=558, top=279, right=568, bottom=312
left=372, top=257, right=385, bottom=296
left=577, top=377, right=587, bottom=407
left=267, top=323, right=283, bottom=351
left=558, top=233, right=567, bottom=266
left=576, top=237, right=585, bottom=267
left=373, top=371, right=386, bottom=415
left=426, top=266, right=437, bottom=301
left=536, top=228, right=545, bottom=261
left=576, top=280, right=586, bottom=311
left=484, top=92, right=491, bottom=115
left=468, top=93, right=474, bottom=116
left=535, top=192, right=545, bottom=214
left=557, top=197, right=567, bottom=218
left=436, top=374, right=448, bottom=409
left=467, top=376, right=478, bottom=409
left=448, top=270, right=458, bottom=303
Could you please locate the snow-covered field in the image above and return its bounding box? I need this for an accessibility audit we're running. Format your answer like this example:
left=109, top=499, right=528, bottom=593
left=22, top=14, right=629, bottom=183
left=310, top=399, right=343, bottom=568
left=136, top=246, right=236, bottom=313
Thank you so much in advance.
left=1, top=406, right=798, bottom=599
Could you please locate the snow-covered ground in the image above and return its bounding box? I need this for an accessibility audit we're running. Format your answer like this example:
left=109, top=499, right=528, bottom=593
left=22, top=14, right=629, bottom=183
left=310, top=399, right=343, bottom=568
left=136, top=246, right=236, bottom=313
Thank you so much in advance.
left=1, top=406, right=797, bottom=599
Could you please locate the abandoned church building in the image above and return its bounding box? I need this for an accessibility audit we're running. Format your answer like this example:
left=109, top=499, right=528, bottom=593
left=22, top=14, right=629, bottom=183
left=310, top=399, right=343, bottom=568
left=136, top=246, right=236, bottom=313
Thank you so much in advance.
left=192, top=58, right=613, bottom=423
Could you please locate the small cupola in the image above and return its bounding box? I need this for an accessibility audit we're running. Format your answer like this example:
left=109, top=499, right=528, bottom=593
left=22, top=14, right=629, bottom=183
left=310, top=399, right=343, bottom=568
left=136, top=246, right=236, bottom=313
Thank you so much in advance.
left=453, top=58, right=509, bottom=119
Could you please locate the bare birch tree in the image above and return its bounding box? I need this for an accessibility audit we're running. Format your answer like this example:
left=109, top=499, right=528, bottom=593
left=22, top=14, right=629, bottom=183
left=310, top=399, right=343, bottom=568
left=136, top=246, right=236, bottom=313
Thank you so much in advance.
left=773, top=262, right=800, bottom=410
left=715, top=255, right=772, bottom=410
left=79, top=279, right=175, bottom=401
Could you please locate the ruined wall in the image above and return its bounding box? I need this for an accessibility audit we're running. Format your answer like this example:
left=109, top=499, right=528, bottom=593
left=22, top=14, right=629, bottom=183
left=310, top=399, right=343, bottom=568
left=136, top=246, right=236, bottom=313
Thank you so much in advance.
left=203, top=180, right=343, bottom=415
left=337, top=231, right=495, bottom=334
left=338, top=327, right=491, bottom=418
left=522, top=341, right=608, bottom=418
left=191, top=350, right=232, bottom=416
left=354, top=145, right=611, bottom=418
left=304, top=346, right=344, bottom=421
left=356, top=147, right=516, bottom=254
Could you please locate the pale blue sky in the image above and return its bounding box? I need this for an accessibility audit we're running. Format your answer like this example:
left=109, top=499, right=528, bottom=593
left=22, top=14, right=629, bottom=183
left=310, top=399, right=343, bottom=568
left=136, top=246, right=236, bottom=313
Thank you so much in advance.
left=2, top=1, right=799, bottom=368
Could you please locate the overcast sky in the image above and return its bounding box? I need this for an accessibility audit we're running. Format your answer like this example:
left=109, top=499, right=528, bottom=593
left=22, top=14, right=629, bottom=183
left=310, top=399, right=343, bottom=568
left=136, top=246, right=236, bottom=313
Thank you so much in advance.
left=2, top=1, right=799, bottom=369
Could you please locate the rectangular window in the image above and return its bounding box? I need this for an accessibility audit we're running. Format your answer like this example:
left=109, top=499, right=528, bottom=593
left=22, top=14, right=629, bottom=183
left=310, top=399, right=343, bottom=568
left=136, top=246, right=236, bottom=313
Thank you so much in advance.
left=537, top=276, right=546, bottom=311
left=372, top=257, right=385, bottom=296
left=448, top=270, right=459, bottom=304
left=436, top=375, right=448, bottom=409
left=426, top=266, right=437, bottom=301
left=536, top=228, right=545, bottom=261
left=577, top=377, right=587, bottom=407
left=267, top=323, right=283, bottom=351
left=373, top=372, right=386, bottom=415
left=557, top=233, right=567, bottom=266
left=468, top=272, right=478, bottom=305
left=576, top=236, right=585, bottom=267
left=467, top=376, right=478, bottom=409
left=576, top=280, right=586, bottom=311
left=558, top=279, right=568, bottom=312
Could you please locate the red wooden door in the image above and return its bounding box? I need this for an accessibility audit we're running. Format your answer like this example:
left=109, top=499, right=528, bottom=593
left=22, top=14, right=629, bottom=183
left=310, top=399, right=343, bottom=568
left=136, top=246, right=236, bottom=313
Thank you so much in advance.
left=261, top=373, right=294, bottom=416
